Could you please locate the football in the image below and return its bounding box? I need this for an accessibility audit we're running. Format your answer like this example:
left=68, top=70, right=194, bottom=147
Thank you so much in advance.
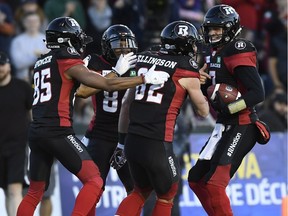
left=207, top=83, right=241, bottom=104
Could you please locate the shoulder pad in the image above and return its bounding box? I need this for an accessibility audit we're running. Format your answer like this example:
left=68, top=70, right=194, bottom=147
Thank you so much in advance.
left=189, top=58, right=199, bottom=70
left=177, top=55, right=199, bottom=72
left=66, top=47, right=80, bottom=56
left=223, top=38, right=256, bottom=56
left=56, top=47, right=81, bottom=59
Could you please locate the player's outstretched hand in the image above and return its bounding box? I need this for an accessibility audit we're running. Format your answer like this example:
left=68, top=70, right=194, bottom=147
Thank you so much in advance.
left=112, top=52, right=137, bottom=76
left=109, top=144, right=127, bottom=170
left=144, top=65, right=170, bottom=85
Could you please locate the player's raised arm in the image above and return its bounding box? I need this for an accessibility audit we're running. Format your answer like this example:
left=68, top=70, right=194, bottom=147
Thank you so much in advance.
left=76, top=71, right=118, bottom=98
left=76, top=51, right=137, bottom=98
left=67, top=63, right=170, bottom=92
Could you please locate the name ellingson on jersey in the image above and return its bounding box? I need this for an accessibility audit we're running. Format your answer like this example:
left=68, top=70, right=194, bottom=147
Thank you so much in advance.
left=137, top=55, right=177, bottom=69
left=34, top=55, right=52, bottom=68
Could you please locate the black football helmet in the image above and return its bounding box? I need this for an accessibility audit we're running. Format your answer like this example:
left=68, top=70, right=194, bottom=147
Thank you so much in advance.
left=45, top=17, right=93, bottom=53
left=202, top=4, right=242, bottom=48
left=101, top=24, right=138, bottom=62
left=160, top=20, right=201, bottom=56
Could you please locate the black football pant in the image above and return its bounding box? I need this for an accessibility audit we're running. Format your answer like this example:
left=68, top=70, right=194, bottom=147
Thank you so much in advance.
left=86, top=137, right=134, bottom=193
left=125, top=133, right=179, bottom=199
left=188, top=124, right=258, bottom=216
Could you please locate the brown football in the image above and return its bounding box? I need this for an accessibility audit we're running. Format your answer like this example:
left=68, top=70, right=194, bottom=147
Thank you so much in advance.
left=207, top=83, right=241, bottom=104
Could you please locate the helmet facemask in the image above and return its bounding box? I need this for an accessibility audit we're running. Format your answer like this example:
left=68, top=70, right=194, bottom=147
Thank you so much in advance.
left=107, top=37, right=137, bottom=60
left=101, top=24, right=138, bottom=63
left=202, top=22, right=242, bottom=48
left=69, top=31, right=93, bottom=53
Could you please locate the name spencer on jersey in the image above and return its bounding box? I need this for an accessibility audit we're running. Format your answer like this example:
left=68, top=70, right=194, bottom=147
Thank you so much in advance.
left=137, top=55, right=177, bottom=69
left=34, top=55, right=52, bottom=68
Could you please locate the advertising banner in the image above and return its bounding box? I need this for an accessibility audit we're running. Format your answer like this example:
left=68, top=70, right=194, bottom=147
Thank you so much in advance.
left=58, top=132, right=287, bottom=216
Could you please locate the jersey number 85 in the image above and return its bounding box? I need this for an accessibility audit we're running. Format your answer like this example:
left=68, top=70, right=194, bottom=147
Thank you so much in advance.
left=32, top=68, right=52, bottom=105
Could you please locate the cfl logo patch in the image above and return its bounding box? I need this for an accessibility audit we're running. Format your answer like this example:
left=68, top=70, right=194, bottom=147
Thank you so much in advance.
left=176, top=25, right=189, bottom=37
left=235, top=41, right=246, bottom=50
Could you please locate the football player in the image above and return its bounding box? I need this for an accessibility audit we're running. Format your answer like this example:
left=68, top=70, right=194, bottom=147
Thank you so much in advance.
left=188, top=4, right=270, bottom=216
left=16, top=17, right=169, bottom=216
left=76, top=24, right=138, bottom=200
left=114, top=20, right=209, bottom=216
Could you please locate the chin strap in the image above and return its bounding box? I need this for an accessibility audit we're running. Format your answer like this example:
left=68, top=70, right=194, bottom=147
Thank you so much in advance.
left=234, top=27, right=243, bottom=38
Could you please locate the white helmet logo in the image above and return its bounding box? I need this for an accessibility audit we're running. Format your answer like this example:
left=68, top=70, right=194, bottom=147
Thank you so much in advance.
left=68, top=18, right=79, bottom=27
left=177, top=25, right=189, bottom=37
left=223, top=6, right=235, bottom=15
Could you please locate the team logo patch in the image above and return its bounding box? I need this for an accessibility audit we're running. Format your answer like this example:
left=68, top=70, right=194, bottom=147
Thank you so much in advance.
left=235, top=41, right=246, bottom=50
left=189, top=59, right=198, bottom=69
left=220, top=5, right=236, bottom=15
left=67, top=47, right=79, bottom=55
left=174, top=24, right=189, bottom=38
left=68, top=18, right=79, bottom=27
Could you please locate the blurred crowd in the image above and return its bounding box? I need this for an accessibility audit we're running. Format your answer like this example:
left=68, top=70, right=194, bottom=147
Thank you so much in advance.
left=0, top=0, right=287, bottom=132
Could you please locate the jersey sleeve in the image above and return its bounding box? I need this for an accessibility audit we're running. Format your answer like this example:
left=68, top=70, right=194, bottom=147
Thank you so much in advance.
left=223, top=39, right=257, bottom=74
left=57, top=58, right=84, bottom=73
left=174, top=68, right=200, bottom=79
left=175, top=56, right=200, bottom=79
left=56, top=47, right=84, bottom=73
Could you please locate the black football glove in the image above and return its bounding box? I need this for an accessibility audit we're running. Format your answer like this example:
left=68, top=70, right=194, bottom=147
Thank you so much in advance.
left=110, top=143, right=127, bottom=170
left=211, top=91, right=230, bottom=114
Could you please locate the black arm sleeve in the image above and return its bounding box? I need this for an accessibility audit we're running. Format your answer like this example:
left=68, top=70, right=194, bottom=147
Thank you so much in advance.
left=234, top=66, right=265, bottom=107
